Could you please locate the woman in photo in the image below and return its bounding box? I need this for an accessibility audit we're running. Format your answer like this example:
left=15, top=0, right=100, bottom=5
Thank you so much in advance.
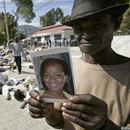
left=40, top=57, right=72, bottom=100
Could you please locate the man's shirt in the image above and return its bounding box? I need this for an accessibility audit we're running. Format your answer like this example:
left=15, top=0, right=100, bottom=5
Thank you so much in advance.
left=7, top=42, right=24, bottom=57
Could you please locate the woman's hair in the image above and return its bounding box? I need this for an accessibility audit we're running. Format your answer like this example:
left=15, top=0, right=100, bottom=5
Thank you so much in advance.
left=40, top=57, right=70, bottom=91
left=14, top=89, right=25, bottom=100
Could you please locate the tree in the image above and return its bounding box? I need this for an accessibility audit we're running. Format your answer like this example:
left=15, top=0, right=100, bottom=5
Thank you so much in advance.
left=11, top=0, right=35, bottom=23
left=115, top=0, right=130, bottom=4
left=40, top=7, right=63, bottom=27
left=55, top=7, right=64, bottom=23
left=0, top=12, right=17, bottom=43
left=120, top=7, right=130, bottom=30
left=0, top=33, right=6, bottom=45
left=0, top=0, right=35, bottom=42
left=60, top=15, right=71, bottom=23
left=115, top=0, right=130, bottom=32
left=17, top=33, right=26, bottom=40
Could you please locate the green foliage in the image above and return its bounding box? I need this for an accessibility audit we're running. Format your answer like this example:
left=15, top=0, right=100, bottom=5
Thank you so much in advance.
left=11, top=0, right=35, bottom=23
left=40, top=7, right=63, bottom=27
left=0, top=32, right=6, bottom=44
left=17, top=33, right=26, bottom=40
left=115, top=0, right=130, bottom=4
left=120, top=7, right=130, bottom=30
left=0, top=0, right=35, bottom=43
left=115, top=0, right=130, bottom=32
left=55, top=8, right=64, bottom=22
left=0, top=12, right=17, bottom=42
left=60, top=15, right=71, bottom=23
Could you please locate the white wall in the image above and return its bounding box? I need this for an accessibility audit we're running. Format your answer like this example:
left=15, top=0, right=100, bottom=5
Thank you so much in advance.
left=112, top=35, right=130, bottom=57
left=33, top=30, right=74, bottom=44
left=63, top=30, right=74, bottom=40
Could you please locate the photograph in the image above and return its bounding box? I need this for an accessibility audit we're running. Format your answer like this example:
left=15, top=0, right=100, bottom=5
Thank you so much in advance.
left=30, top=47, right=76, bottom=103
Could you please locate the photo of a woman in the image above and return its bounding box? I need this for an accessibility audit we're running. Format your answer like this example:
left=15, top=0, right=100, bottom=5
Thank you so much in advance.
left=40, top=57, right=72, bottom=101
left=30, top=47, right=76, bottom=103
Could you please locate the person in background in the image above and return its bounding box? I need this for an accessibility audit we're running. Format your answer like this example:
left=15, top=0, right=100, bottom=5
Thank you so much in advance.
left=46, top=40, right=49, bottom=47
left=7, top=37, right=25, bottom=74
left=34, top=41, right=37, bottom=48
left=67, top=37, right=70, bottom=46
left=55, top=39, right=57, bottom=47
left=63, top=37, right=66, bottom=46
left=48, top=39, right=51, bottom=48
left=28, top=0, right=130, bottom=129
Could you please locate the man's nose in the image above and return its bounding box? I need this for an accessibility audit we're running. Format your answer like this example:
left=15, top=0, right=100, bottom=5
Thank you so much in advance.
left=82, top=32, right=95, bottom=39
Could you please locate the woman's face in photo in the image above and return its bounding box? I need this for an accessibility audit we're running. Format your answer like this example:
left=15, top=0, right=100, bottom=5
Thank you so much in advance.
left=43, top=62, right=68, bottom=92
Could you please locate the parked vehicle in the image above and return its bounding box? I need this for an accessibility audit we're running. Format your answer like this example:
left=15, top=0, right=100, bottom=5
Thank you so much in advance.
left=69, top=39, right=78, bottom=46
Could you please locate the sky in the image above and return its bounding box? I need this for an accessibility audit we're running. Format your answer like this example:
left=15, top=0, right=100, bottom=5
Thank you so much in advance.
left=0, top=0, right=74, bottom=27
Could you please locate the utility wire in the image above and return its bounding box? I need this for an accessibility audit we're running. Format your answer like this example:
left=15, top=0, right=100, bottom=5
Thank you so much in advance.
left=33, top=0, right=54, bottom=12
left=0, top=1, right=74, bottom=4
left=19, top=0, right=54, bottom=19
left=0, top=0, right=55, bottom=25
left=0, top=0, right=35, bottom=23
left=0, top=0, right=72, bottom=25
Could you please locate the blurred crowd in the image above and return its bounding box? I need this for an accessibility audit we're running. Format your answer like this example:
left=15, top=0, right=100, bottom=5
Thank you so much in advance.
left=0, top=45, right=45, bottom=110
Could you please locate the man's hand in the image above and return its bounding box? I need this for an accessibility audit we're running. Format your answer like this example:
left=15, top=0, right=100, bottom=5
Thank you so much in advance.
left=28, top=90, right=54, bottom=118
left=61, top=94, right=108, bottom=130
left=9, top=39, right=13, bottom=42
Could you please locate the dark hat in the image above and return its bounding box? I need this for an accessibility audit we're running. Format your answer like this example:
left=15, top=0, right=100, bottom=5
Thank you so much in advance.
left=62, top=0, right=129, bottom=26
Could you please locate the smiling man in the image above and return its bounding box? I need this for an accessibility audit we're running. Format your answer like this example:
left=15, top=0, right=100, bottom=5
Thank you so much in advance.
left=28, top=0, right=130, bottom=129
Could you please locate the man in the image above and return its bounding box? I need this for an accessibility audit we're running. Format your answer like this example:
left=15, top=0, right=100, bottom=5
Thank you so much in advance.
left=28, top=0, right=130, bottom=129
left=49, top=39, right=51, bottom=48
left=34, top=41, right=37, bottom=48
left=7, top=37, right=25, bottom=74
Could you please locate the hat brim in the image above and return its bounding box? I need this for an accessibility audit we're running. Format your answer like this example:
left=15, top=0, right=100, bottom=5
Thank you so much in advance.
left=62, top=4, right=129, bottom=27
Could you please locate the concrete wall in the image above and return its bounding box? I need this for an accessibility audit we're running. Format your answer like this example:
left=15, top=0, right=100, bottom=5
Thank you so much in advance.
left=31, top=30, right=74, bottom=46
left=39, top=30, right=74, bottom=43
left=112, top=35, right=130, bottom=57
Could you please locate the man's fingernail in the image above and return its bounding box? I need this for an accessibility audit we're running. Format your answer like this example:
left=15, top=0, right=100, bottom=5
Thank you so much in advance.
left=36, top=96, right=40, bottom=100
left=61, top=107, right=65, bottom=110
left=70, top=96, right=75, bottom=101
left=63, top=103, right=66, bottom=107
left=62, top=112, right=66, bottom=116
left=62, top=112, right=67, bottom=119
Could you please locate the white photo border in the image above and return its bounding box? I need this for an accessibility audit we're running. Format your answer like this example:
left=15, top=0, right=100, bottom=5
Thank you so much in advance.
left=30, top=47, right=76, bottom=102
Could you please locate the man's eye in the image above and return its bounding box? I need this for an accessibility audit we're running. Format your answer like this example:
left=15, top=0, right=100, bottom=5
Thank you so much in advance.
left=73, top=27, right=83, bottom=34
left=96, top=23, right=106, bottom=27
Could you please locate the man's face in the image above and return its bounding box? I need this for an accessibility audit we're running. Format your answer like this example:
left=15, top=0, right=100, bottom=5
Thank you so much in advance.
left=73, top=14, right=115, bottom=54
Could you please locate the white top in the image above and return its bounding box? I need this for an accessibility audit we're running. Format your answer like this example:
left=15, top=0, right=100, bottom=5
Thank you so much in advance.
left=7, top=42, right=24, bottom=57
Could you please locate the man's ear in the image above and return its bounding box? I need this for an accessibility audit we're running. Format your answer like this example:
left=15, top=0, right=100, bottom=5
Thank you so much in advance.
left=114, top=16, right=123, bottom=31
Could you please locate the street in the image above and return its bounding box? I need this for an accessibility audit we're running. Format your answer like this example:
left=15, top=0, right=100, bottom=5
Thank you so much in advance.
left=0, top=47, right=81, bottom=130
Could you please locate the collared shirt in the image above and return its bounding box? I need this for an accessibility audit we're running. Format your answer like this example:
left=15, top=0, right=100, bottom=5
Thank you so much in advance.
left=7, top=42, right=24, bottom=57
